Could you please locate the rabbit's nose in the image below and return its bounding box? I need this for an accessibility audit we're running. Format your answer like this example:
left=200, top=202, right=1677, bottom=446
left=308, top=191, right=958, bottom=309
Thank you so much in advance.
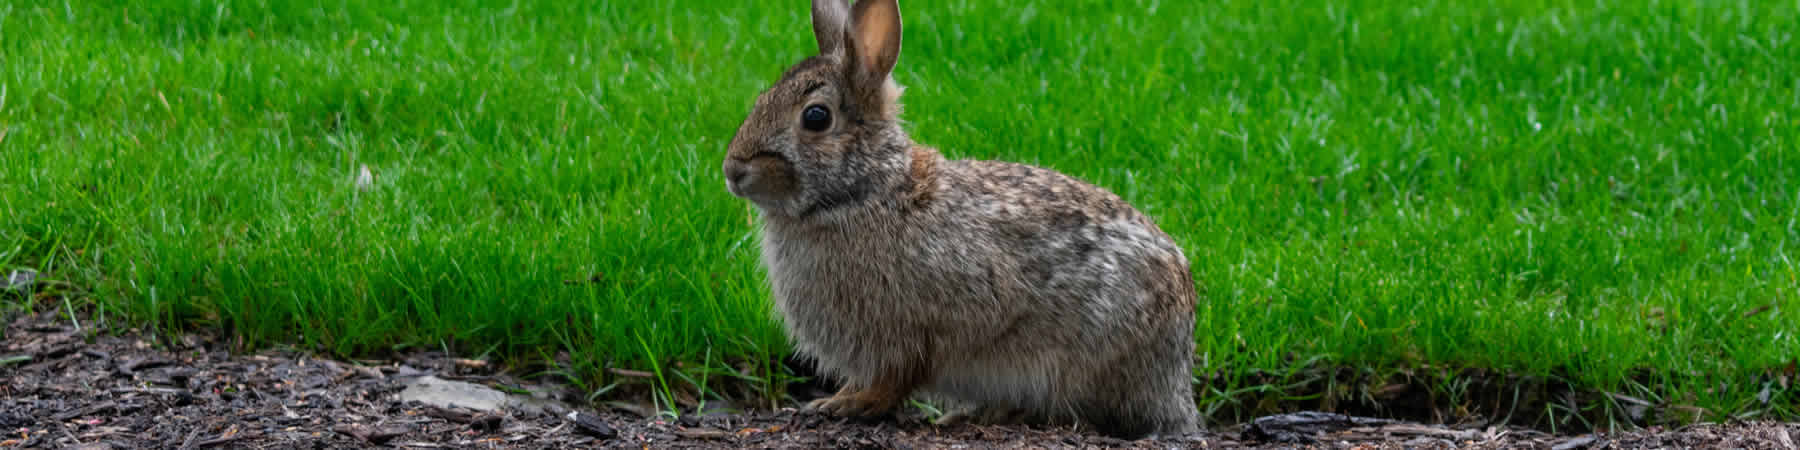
left=724, top=161, right=750, bottom=187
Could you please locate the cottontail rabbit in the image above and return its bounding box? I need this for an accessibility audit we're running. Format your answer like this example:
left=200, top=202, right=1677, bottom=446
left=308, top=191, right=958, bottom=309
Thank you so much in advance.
left=722, top=0, right=1199, bottom=439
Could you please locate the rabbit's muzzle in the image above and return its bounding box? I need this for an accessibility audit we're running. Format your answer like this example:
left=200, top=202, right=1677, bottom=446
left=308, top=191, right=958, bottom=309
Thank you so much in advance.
left=724, top=160, right=751, bottom=188
left=722, top=154, right=798, bottom=209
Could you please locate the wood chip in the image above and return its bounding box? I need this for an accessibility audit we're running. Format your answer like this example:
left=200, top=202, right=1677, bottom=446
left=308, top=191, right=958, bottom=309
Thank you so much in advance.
left=133, top=358, right=173, bottom=371
left=1552, top=435, right=1598, bottom=450
left=567, top=411, right=617, bottom=440
left=195, top=431, right=255, bottom=448
left=352, top=366, right=385, bottom=380
left=1371, top=424, right=1479, bottom=440
left=53, top=401, right=118, bottom=421
left=675, top=428, right=733, bottom=440
left=332, top=424, right=411, bottom=445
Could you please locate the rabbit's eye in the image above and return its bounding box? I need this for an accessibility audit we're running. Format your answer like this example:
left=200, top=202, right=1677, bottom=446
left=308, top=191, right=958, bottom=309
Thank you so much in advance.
left=801, top=105, right=831, bottom=132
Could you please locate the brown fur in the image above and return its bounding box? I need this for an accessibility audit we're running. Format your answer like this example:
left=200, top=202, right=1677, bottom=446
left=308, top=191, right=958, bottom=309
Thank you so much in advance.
left=807, top=349, right=934, bottom=417
left=723, top=0, right=1200, bottom=439
left=903, top=145, right=939, bottom=209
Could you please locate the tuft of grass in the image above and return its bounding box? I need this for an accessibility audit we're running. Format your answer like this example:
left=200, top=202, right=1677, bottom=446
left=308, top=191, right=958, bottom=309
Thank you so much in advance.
left=3, top=0, right=1796, bottom=427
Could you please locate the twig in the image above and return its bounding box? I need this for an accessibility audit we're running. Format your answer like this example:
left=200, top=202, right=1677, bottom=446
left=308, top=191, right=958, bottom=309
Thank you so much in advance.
left=674, top=428, right=733, bottom=440
left=179, top=427, right=205, bottom=450
left=607, top=368, right=654, bottom=378
left=61, top=424, right=84, bottom=446
left=195, top=430, right=254, bottom=448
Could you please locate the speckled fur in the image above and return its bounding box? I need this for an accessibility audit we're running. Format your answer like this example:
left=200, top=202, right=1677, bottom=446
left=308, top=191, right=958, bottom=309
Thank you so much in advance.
left=722, top=0, right=1198, bottom=439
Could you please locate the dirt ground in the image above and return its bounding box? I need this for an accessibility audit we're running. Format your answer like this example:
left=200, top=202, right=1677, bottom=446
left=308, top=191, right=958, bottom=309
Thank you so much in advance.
left=3, top=310, right=1796, bottom=449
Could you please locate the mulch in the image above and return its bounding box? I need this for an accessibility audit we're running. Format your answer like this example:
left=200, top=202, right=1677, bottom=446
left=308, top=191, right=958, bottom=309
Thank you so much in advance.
left=2, top=309, right=1796, bottom=449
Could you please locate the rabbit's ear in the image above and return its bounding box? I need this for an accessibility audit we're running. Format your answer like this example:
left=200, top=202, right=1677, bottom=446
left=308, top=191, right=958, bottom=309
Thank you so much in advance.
left=812, top=0, right=851, bottom=56
left=846, top=0, right=902, bottom=89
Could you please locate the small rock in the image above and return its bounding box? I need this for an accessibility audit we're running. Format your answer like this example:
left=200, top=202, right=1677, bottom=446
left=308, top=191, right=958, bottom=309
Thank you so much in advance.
left=1553, top=435, right=1598, bottom=450
left=396, top=376, right=570, bottom=416
left=398, top=376, right=509, bottom=411
left=568, top=411, right=617, bottom=440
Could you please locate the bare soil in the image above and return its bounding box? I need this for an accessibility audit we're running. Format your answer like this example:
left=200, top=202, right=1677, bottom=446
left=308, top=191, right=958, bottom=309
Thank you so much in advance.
left=3, top=310, right=1796, bottom=449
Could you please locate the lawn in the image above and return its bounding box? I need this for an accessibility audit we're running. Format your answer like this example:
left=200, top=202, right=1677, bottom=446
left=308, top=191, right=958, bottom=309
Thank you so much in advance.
left=2, top=0, right=1796, bottom=429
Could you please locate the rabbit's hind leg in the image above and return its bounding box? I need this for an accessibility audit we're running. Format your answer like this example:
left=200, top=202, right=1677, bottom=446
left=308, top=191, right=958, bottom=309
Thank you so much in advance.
left=933, top=403, right=1048, bottom=427
left=932, top=405, right=1018, bottom=425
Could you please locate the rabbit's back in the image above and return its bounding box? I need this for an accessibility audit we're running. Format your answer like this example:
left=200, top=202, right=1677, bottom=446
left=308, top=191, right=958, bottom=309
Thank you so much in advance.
left=926, top=160, right=1198, bottom=432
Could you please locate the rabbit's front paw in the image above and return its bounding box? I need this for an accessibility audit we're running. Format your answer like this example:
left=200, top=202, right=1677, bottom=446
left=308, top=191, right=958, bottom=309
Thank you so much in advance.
left=805, top=389, right=904, bottom=418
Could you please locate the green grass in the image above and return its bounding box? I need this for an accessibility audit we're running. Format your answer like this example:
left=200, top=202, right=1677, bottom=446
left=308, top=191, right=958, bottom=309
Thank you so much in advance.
left=3, top=0, right=1797, bottom=427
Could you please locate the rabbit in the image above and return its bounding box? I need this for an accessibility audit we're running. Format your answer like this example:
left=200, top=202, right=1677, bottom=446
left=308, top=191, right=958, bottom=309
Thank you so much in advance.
left=721, top=0, right=1200, bottom=440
